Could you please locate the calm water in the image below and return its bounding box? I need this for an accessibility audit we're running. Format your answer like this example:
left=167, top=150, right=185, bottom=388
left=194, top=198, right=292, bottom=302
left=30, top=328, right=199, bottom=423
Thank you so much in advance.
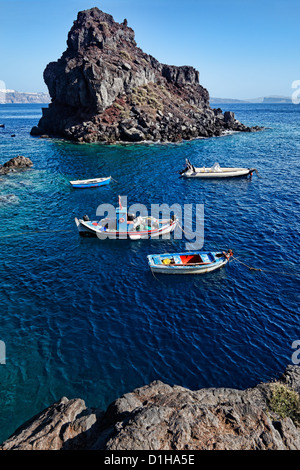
left=0, top=103, right=299, bottom=442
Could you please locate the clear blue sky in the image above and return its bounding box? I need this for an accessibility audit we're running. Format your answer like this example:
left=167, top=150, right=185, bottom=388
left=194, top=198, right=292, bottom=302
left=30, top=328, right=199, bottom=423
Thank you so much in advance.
left=0, top=0, right=299, bottom=99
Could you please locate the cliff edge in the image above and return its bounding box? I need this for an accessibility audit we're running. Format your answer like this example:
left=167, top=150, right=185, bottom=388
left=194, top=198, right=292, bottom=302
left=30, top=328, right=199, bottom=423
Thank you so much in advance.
left=1, top=365, right=299, bottom=450
left=31, top=7, right=261, bottom=143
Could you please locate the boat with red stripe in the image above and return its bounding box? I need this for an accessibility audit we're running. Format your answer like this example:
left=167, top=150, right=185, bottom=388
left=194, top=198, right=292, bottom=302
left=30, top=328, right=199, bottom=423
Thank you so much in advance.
left=75, top=196, right=178, bottom=239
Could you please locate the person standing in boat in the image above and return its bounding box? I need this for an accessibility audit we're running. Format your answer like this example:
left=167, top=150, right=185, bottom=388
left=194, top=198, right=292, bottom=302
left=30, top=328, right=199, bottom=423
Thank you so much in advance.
left=118, top=195, right=134, bottom=226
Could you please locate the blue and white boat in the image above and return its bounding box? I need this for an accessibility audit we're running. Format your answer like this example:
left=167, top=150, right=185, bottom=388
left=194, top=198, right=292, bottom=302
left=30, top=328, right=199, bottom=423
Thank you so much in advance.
left=70, top=176, right=111, bottom=188
left=147, top=250, right=233, bottom=274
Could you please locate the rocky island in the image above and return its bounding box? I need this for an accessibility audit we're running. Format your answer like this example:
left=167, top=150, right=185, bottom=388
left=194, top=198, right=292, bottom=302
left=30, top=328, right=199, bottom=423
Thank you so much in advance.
left=31, top=7, right=261, bottom=143
left=1, top=365, right=299, bottom=450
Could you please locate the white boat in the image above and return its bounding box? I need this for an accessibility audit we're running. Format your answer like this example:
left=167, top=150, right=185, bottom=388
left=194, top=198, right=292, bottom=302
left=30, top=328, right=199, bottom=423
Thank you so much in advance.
left=147, top=250, right=233, bottom=274
left=75, top=198, right=177, bottom=239
left=180, top=160, right=258, bottom=178
left=75, top=216, right=177, bottom=239
left=70, top=176, right=111, bottom=188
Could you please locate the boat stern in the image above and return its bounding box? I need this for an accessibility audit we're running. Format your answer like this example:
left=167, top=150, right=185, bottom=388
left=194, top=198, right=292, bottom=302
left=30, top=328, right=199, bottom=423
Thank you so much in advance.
left=75, top=217, right=97, bottom=237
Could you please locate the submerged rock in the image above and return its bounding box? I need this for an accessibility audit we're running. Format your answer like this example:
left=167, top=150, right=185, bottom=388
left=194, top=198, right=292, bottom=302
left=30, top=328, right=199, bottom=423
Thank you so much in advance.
left=0, top=155, right=33, bottom=175
left=0, top=194, right=19, bottom=204
left=31, top=7, right=262, bottom=144
left=1, top=365, right=299, bottom=450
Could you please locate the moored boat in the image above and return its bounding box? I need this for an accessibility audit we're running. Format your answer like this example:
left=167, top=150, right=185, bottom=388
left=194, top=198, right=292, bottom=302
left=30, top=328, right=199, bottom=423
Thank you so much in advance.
left=70, top=176, right=111, bottom=188
left=180, top=159, right=258, bottom=178
left=147, top=250, right=233, bottom=274
left=75, top=197, right=178, bottom=239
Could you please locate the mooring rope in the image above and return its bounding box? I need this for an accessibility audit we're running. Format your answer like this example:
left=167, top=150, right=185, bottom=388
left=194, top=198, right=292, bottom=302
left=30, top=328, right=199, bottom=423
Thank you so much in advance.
left=177, top=222, right=198, bottom=239
left=231, top=255, right=299, bottom=277
left=251, top=168, right=261, bottom=178
left=0, top=229, right=73, bottom=239
left=177, top=227, right=298, bottom=278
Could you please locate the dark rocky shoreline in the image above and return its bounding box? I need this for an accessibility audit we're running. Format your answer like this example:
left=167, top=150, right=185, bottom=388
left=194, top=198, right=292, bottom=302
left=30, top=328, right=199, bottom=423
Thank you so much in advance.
left=1, top=365, right=299, bottom=450
left=31, top=7, right=262, bottom=144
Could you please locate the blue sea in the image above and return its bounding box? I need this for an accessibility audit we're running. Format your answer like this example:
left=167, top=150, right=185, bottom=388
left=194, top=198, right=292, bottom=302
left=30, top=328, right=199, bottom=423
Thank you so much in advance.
left=0, top=102, right=299, bottom=443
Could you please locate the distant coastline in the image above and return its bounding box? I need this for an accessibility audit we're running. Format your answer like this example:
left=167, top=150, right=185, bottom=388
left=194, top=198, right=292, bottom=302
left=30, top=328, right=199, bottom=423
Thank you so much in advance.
left=0, top=90, right=293, bottom=105
left=210, top=95, right=293, bottom=104
left=0, top=90, right=50, bottom=104
left=0, top=89, right=292, bottom=106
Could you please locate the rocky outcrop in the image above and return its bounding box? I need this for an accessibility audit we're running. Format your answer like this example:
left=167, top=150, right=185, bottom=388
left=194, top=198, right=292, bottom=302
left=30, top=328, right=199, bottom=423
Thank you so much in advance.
left=0, top=155, right=33, bottom=175
left=1, top=366, right=299, bottom=450
left=31, top=7, right=262, bottom=143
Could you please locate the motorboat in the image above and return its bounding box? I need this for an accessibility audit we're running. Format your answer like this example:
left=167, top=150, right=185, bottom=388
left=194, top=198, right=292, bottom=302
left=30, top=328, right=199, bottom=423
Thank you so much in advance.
left=180, top=159, right=258, bottom=178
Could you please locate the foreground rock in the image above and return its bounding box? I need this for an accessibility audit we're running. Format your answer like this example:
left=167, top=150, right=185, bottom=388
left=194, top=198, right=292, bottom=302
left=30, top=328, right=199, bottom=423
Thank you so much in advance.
left=1, top=365, right=299, bottom=450
left=31, top=7, right=262, bottom=143
left=0, top=155, right=33, bottom=175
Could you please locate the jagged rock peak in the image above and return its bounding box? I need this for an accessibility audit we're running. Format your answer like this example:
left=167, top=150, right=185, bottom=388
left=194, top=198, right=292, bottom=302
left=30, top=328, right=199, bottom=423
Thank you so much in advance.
left=66, top=7, right=136, bottom=52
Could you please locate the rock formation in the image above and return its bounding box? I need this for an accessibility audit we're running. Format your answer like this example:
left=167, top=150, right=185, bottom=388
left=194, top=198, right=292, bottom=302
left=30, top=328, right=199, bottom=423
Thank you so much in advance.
left=1, top=365, right=299, bottom=450
left=0, top=155, right=33, bottom=175
left=31, top=7, right=261, bottom=143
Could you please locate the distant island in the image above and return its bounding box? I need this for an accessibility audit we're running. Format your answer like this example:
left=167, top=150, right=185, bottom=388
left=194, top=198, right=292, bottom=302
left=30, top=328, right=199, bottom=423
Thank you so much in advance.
left=210, top=95, right=293, bottom=104
left=0, top=90, right=50, bottom=104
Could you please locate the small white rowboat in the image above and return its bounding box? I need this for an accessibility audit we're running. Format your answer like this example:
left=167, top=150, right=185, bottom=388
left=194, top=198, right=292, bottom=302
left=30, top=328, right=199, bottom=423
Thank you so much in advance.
left=70, top=176, right=111, bottom=188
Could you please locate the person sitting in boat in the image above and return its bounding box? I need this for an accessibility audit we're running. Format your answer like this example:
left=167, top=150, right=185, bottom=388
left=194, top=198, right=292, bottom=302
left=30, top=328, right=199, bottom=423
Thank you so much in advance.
left=185, top=159, right=196, bottom=172
left=127, top=213, right=135, bottom=225
left=180, top=159, right=195, bottom=175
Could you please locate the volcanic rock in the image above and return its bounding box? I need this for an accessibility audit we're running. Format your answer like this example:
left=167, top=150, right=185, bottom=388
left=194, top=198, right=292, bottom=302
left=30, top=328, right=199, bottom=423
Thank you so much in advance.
left=1, top=365, right=299, bottom=450
left=31, top=7, right=262, bottom=143
left=0, top=155, right=33, bottom=175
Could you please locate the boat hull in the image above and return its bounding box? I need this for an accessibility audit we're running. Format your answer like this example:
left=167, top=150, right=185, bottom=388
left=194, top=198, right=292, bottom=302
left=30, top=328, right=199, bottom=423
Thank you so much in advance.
left=70, top=177, right=111, bottom=188
left=75, top=217, right=177, bottom=239
left=147, top=251, right=231, bottom=274
left=182, top=168, right=252, bottom=178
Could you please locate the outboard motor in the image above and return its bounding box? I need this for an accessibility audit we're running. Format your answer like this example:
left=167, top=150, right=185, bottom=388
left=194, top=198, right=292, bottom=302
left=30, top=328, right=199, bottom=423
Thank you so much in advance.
left=83, top=215, right=90, bottom=221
